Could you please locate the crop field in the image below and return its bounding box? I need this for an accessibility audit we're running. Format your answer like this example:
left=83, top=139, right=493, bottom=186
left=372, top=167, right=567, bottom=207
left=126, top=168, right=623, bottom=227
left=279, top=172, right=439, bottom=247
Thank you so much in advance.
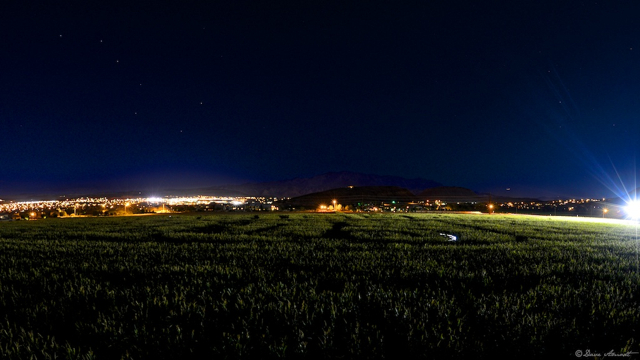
left=0, top=213, right=638, bottom=359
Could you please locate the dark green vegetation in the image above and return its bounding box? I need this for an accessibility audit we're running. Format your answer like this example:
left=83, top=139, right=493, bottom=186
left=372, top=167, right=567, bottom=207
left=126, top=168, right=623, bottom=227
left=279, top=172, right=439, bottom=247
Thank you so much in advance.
left=0, top=213, right=638, bottom=359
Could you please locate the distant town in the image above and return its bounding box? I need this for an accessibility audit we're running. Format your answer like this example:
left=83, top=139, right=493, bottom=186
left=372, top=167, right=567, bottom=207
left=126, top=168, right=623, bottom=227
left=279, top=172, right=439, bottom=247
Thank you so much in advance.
left=0, top=192, right=624, bottom=220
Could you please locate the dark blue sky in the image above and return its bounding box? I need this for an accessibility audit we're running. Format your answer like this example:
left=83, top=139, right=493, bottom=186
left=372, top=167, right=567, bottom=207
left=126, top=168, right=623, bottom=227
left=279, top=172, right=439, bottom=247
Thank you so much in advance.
left=1, top=1, right=639, bottom=199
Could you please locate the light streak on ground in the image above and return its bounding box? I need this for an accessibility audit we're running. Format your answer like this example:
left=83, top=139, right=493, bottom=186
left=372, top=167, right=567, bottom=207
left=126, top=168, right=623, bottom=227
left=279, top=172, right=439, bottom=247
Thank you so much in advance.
left=503, top=213, right=636, bottom=226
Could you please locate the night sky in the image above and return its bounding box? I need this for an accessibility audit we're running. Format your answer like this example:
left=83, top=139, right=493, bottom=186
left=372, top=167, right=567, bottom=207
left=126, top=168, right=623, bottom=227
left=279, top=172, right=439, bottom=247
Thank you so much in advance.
left=2, top=1, right=640, bottom=199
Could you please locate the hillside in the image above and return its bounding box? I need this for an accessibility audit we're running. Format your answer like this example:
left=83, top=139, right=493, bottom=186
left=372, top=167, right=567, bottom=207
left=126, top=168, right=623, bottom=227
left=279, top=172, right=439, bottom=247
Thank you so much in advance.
left=283, top=186, right=416, bottom=208
left=417, top=186, right=484, bottom=202
left=199, top=172, right=442, bottom=198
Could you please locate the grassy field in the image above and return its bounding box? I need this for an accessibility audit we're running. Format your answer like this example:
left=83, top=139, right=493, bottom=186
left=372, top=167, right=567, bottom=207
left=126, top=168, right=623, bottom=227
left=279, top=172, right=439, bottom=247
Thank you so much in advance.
left=0, top=213, right=638, bottom=359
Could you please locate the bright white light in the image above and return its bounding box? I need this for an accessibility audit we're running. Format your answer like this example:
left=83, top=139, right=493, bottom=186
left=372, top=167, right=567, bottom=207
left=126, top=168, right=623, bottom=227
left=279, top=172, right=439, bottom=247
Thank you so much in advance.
left=625, top=200, right=640, bottom=219
left=440, top=233, right=457, bottom=241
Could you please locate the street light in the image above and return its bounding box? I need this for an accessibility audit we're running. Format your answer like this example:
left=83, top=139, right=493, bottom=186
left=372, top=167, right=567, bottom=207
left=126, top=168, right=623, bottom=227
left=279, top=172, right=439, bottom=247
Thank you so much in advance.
left=603, top=208, right=608, bottom=218
left=332, top=199, right=337, bottom=211
left=124, top=202, right=130, bottom=215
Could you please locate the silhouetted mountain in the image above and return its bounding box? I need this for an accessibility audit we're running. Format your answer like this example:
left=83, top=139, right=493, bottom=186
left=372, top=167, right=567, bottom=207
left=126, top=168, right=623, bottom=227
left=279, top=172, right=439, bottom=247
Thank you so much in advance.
left=200, top=172, right=442, bottom=198
left=418, top=186, right=478, bottom=199
left=284, top=186, right=417, bottom=208
left=601, top=187, right=640, bottom=206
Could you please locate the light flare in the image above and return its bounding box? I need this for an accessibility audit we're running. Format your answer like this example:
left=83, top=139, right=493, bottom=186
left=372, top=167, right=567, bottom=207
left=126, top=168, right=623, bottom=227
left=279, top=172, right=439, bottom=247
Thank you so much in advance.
left=625, top=200, right=640, bottom=220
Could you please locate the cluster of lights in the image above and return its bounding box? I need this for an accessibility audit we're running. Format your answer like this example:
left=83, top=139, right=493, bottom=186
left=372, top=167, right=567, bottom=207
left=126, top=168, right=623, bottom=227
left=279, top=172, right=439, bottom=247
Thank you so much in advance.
left=0, top=195, right=276, bottom=216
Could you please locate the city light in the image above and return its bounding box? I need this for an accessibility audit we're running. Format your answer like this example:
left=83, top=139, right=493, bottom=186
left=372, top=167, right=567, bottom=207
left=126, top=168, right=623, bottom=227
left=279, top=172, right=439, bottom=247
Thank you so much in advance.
left=0, top=194, right=636, bottom=219
left=0, top=196, right=276, bottom=218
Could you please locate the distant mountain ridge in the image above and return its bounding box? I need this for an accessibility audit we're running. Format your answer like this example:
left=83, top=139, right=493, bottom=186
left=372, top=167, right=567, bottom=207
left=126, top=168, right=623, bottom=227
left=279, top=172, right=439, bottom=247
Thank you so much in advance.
left=283, top=185, right=544, bottom=208
left=1, top=172, right=442, bottom=200
left=200, top=172, right=443, bottom=198
left=418, top=186, right=485, bottom=202
left=283, top=186, right=417, bottom=208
